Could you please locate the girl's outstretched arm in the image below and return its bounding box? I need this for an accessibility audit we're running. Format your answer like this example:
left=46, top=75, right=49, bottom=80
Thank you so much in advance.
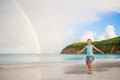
left=92, top=45, right=104, bottom=54
left=77, top=46, right=86, bottom=54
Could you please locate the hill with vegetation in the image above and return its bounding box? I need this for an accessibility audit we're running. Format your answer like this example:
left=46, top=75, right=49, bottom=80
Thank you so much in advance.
left=61, top=37, right=120, bottom=54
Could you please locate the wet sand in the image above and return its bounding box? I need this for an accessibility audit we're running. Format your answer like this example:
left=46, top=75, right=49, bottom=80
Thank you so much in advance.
left=65, top=61, right=120, bottom=74
left=0, top=66, right=42, bottom=80
left=0, top=61, right=120, bottom=80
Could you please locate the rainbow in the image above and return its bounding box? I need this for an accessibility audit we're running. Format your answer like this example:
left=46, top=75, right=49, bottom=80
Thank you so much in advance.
left=15, top=1, right=41, bottom=53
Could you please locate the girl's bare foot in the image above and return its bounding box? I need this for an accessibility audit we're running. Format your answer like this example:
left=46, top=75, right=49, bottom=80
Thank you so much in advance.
left=88, top=71, right=93, bottom=74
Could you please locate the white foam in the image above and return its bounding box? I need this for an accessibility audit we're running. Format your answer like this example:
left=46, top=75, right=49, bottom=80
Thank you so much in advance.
left=0, top=64, right=41, bottom=69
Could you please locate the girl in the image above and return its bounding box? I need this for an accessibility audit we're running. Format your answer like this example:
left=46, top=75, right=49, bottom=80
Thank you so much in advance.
left=77, top=39, right=104, bottom=74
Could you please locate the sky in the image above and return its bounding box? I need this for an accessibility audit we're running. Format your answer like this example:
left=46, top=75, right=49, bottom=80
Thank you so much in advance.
left=0, top=0, right=120, bottom=54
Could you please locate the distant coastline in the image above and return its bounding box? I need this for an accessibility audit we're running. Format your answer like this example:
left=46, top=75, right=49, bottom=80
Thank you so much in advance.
left=61, top=37, right=120, bottom=54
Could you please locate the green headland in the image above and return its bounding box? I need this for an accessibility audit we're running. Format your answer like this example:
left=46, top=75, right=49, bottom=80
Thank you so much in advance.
left=61, top=37, right=120, bottom=54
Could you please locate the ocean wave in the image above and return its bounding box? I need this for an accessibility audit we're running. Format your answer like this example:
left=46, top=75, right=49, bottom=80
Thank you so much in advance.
left=0, top=64, right=41, bottom=69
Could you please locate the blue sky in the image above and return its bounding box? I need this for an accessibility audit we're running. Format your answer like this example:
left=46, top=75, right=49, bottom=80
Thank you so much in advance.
left=72, top=12, right=120, bottom=42
left=0, top=0, right=120, bottom=53
left=86, top=12, right=120, bottom=35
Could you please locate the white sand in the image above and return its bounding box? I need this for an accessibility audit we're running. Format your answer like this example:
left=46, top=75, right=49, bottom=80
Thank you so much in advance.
left=0, top=61, right=120, bottom=80
left=41, top=62, right=120, bottom=80
left=0, top=67, right=42, bottom=80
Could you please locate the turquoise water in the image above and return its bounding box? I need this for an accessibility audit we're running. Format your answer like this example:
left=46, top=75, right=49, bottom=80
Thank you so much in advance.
left=0, top=54, right=120, bottom=65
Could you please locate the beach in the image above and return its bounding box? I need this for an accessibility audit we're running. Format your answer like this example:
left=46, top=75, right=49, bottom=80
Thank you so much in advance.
left=0, top=61, right=120, bottom=80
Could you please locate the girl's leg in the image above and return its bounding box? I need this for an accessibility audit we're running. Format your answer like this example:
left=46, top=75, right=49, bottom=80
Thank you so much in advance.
left=86, top=62, right=92, bottom=73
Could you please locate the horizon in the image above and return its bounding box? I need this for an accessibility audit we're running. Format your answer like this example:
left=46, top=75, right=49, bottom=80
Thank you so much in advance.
left=0, top=0, right=120, bottom=54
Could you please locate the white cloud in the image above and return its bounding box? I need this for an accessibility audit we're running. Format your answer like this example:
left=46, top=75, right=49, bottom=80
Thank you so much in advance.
left=30, top=0, right=120, bottom=53
left=79, top=31, right=96, bottom=42
left=0, top=45, right=35, bottom=53
left=105, top=25, right=117, bottom=38
left=66, top=29, right=73, bottom=37
left=98, top=25, right=117, bottom=40
left=98, top=33, right=106, bottom=40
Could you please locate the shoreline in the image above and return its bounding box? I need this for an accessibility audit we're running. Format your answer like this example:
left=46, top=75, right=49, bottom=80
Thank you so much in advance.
left=0, top=59, right=120, bottom=69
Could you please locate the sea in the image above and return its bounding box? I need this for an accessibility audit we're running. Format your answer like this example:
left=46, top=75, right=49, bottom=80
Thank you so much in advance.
left=0, top=54, right=120, bottom=65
